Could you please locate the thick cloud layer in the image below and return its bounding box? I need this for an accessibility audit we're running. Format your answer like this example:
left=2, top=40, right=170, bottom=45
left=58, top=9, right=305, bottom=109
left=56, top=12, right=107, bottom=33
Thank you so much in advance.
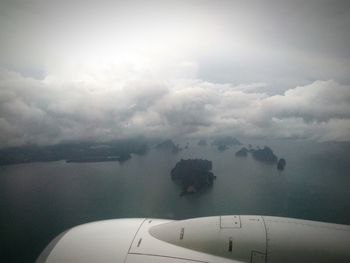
left=1, top=68, right=350, bottom=147
left=1, top=1, right=350, bottom=147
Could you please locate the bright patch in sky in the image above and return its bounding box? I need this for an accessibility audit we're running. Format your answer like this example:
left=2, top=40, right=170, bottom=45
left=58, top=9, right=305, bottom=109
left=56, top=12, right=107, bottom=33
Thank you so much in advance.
left=1, top=0, right=350, bottom=146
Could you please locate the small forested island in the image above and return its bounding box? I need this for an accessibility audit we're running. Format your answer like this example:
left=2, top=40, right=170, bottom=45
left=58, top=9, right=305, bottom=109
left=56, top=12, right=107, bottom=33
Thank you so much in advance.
left=235, top=147, right=248, bottom=157
left=251, top=146, right=278, bottom=163
left=277, top=158, right=287, bottom=170
left=235, top=145, right=286, bottom=170
left=171, top=159, right=215, bottom=196
left=198, top=139, right=208, bottom=146
left=212, top=136, right=241, bottom=151
left=155, top=139, right=181, bottom=153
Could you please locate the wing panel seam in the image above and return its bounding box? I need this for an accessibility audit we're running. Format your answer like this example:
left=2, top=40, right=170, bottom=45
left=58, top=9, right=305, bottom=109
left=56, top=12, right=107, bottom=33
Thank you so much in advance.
left=128, top=252, right=210, bottom=263
left=261, top=216, right=268, bottom=263
left=124, top=218, right=147, bottom=263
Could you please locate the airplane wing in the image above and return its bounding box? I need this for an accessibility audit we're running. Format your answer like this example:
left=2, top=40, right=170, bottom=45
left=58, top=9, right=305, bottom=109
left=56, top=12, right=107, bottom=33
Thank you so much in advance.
left=37, top=215, right=350, bottom=263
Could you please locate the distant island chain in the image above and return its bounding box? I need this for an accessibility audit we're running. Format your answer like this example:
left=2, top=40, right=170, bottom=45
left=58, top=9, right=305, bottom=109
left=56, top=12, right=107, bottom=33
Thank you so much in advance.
left=0, top=136, right=286, bottom=196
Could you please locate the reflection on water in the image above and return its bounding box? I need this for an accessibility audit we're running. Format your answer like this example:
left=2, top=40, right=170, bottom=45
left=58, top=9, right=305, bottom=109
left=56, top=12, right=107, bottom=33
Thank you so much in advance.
left=1, top=139, right=350, bottom=262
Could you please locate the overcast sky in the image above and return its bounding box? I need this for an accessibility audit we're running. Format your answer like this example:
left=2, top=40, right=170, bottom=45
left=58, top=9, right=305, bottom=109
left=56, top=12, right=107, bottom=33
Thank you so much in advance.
left=0, top=0, right=350, bottom=147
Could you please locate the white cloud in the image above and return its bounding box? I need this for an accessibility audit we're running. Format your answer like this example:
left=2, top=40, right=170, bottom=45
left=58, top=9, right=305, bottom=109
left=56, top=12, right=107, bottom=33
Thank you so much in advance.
left=261, top=80, right=350, bottom=122
left=1, top=67, right=350, bottom=147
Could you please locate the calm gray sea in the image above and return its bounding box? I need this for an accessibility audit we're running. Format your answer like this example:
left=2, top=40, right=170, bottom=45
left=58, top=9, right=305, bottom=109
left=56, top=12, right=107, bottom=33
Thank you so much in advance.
left=1, top=139, right=350, bottom=262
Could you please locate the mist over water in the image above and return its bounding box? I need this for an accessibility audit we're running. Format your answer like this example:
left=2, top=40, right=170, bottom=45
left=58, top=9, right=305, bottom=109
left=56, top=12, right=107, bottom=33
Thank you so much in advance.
left=1, top=138, right=350, bottom=262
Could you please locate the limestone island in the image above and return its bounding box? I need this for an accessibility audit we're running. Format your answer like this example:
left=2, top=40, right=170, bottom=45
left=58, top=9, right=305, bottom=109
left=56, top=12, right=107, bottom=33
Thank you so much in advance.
left=66, top=153, right=131, bottom=163
left=236, top=145, right=287, bottom=170
left=0, top=137, right=149, bottom=166
left=251, top=146, right=278, bottom=163
left=212, top=136, right=242, bottom=151
left=277, top=158, right=287, bottom=170
left=171, top=159, right=215, bottom=196
left=235, top=147, right=248, bottom=157
left=155, top=139, right=181, bottom=153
